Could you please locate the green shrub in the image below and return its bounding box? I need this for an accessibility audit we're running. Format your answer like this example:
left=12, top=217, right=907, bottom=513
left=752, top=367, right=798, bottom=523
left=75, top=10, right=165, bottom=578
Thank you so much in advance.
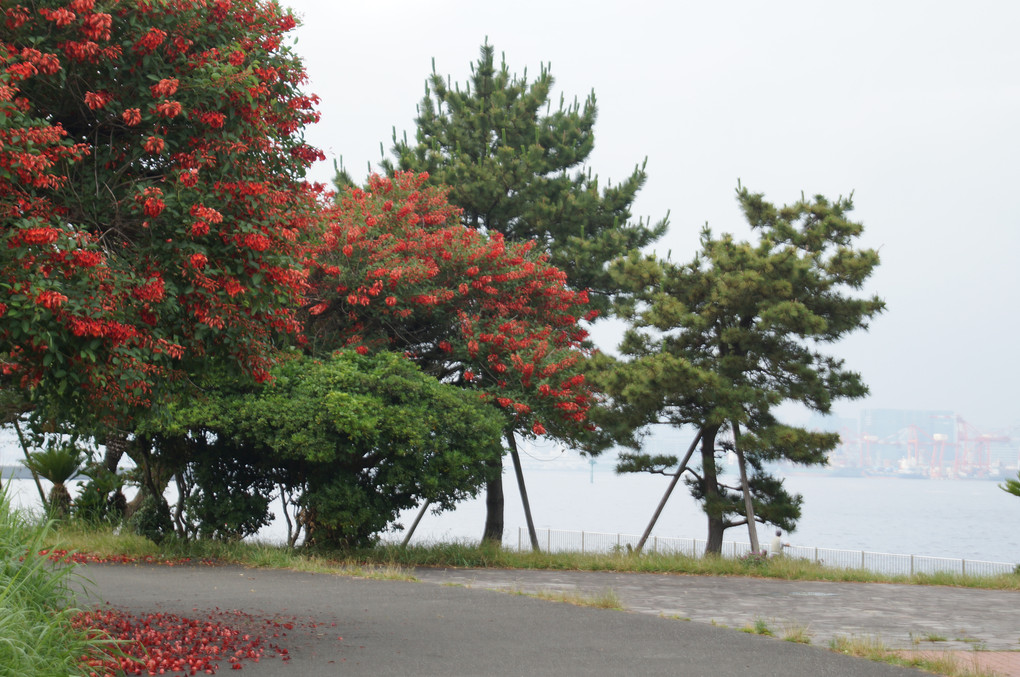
left=128, top=494, right=174, bottom=544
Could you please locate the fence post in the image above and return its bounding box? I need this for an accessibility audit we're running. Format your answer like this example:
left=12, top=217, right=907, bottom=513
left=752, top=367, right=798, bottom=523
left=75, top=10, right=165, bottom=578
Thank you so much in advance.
left=654, top=536, right=658, bottom=553
left=861, top=550, right=865, bottom=569
left=617, top=532, right=621, bottom=550
left=910, top=554, right=914, bottom=576
left=814, top=546, right=818, bottom=563
left=581, top=531, right=585, bottom=554
left=547, top=528, right=551, bottom=552
left=962, top=558, right=966, bottom=575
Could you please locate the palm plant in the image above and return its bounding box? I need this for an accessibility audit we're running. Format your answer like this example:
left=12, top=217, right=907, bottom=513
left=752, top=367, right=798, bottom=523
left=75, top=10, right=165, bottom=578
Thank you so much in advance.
left=22, top=444, right=85, bottom=517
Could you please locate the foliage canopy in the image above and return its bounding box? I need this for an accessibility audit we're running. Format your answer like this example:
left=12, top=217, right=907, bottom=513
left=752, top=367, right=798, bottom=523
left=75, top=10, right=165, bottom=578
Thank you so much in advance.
left=143, top=351, right=506, bottom=546
left=307, top=171, right=600, bottom=446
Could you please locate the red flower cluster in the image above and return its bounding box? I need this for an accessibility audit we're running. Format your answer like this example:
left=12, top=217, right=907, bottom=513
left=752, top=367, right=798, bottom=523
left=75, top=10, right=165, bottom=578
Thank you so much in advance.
left=136, top=186, right=166, bottom=217
left=1, top=0, right=324, bottom=415
left=133, top=27, right=167, bottom=54
left=122, top=108, right=142, bottom=126
left=143, top=135, right=165, bottom=154
left=150, top=78, right=179, bottom=98
left=84, top=90, right=112, bottom=110
left=36, top=290, right=68, bottom=309
left=155, top=100, right=183, bottom=118
left=306, top=171, right=597, bottom=439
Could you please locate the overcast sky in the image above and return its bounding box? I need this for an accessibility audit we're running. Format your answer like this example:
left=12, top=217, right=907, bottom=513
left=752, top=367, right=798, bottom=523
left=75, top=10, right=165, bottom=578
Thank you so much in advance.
left=280, top=0, right=1019, bottom=432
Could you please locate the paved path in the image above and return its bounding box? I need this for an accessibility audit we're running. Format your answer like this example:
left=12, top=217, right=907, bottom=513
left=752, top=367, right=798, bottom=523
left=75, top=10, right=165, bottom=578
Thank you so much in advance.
left=76, top=563, right=1019, bottom=676
left=411, top=567, right=1020, bottom=652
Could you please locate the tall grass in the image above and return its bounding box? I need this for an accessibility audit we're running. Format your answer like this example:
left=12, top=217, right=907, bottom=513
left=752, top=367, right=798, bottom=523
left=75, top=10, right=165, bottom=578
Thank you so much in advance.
left=40, top=524, right=1020, bottom=591
left=0, top=488, right=114, bottom=676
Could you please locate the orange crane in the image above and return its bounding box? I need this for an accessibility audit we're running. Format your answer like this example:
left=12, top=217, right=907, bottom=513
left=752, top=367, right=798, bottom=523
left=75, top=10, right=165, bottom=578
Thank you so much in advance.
left=952, top=417, right=1011, bottom=478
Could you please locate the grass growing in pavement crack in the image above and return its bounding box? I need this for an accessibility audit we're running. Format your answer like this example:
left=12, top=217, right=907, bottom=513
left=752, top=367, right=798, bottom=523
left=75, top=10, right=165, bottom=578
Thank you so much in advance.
left=829, top=635, right=999, bottom=677
left=512, top=587, right=623, bottom=610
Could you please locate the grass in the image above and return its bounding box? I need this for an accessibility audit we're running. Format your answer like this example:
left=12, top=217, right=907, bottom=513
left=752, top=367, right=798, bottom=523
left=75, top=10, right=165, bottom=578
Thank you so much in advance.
left=316, top=541, right=1020, bottom=590
left=740, top=618, right=774, bottom=636
left=520, top=587, right=623, bottom=610
left=830, top=635, right=1000, bottom=677
left=0, top=491, right=122, bottom=676
left=914, top=631, right=950, bottom=643
left=40, top=527, right=1020, bottom=591
left=780, top=623, right=812, bottom=644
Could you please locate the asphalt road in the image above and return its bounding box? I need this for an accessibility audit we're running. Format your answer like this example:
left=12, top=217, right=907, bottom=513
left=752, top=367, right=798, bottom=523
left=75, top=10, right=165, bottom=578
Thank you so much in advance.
left=75, top=563, right=930, bottom=676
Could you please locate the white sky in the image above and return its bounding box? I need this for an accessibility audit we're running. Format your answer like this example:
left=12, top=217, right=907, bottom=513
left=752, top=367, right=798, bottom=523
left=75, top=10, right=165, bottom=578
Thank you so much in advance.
left=280, top=0, right=1019, bottom=432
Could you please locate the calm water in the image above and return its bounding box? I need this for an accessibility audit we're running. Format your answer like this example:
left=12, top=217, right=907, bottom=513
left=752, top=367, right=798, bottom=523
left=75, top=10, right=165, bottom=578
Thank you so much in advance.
left=384, top=467, right=1020, bottom=564
left=6, top=467, right=1018, bottom=564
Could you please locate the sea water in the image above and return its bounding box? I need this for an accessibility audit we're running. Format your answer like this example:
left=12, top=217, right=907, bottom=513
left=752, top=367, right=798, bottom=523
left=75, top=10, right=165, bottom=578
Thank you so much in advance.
left=387, top=467, right=1020, bottom=564
left=7, top=464, right=1017, bottom=564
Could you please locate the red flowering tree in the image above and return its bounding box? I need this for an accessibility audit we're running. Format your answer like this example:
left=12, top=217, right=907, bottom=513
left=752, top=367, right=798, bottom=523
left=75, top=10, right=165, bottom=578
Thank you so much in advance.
left=306, top=172, right=604, bottom=543
left=1, top=0, right=325, bottom=419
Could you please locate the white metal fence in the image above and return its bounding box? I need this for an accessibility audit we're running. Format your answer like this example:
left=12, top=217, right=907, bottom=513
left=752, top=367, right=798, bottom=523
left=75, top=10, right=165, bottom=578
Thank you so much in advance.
left=516, top=527, right=1017, bottom=577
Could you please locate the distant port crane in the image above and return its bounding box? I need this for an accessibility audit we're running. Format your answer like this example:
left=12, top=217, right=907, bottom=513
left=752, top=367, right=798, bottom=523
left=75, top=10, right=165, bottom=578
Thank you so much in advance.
left=829, top=415, right=1015, bottom=479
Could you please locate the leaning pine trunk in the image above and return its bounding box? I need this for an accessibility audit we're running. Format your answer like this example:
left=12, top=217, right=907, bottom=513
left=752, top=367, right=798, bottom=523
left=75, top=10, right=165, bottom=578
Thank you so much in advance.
left=732, top=422, right=760, bottom=554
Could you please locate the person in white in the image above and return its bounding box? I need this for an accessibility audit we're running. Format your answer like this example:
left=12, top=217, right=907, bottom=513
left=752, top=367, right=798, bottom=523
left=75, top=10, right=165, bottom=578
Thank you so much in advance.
left=769, top=529, right=789, bottom=557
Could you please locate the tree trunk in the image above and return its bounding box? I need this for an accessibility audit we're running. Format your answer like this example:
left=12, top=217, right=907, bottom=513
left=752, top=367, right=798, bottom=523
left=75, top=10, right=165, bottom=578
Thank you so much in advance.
left=103, top=433, right=129, bottom=473
left=124, top=489, right=145, bottom=520
left=12, top=419, right=47, bottom=507
left=706, top=514, right=726, bottom=555
left=700, top=425, right=726, bottom=555
left=102, top=432, right=130, bottom=517
left=128, top=436, right=174, bottom=525
left=506, top=431, right=539, bottom=551
left=49, top=482, right=71, bottom=518
left=482, top=457, right=504, bottom=543
left=732, top=422, right=760, bottom=553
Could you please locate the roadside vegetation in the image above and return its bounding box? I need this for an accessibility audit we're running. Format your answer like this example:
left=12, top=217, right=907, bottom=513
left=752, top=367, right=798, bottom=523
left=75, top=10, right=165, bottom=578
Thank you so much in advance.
left=42, top=525, right=1020, bottom=592
left=0, top=490, right=118, bottom=676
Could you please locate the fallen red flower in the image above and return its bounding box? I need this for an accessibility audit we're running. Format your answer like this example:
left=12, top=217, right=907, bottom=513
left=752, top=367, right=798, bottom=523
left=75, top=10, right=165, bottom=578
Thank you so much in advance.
left=74, top=608, right=290, bottom=675
left=39, top=549, right=218, bottom=566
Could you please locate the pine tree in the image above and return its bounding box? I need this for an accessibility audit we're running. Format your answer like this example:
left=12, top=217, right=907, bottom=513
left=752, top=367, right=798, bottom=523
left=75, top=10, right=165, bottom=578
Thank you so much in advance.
left=381, top=42, right=666, bottom=542
left=383, top=41, right=666, bottom=315
left=599, top=185, right=885, bottom=553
